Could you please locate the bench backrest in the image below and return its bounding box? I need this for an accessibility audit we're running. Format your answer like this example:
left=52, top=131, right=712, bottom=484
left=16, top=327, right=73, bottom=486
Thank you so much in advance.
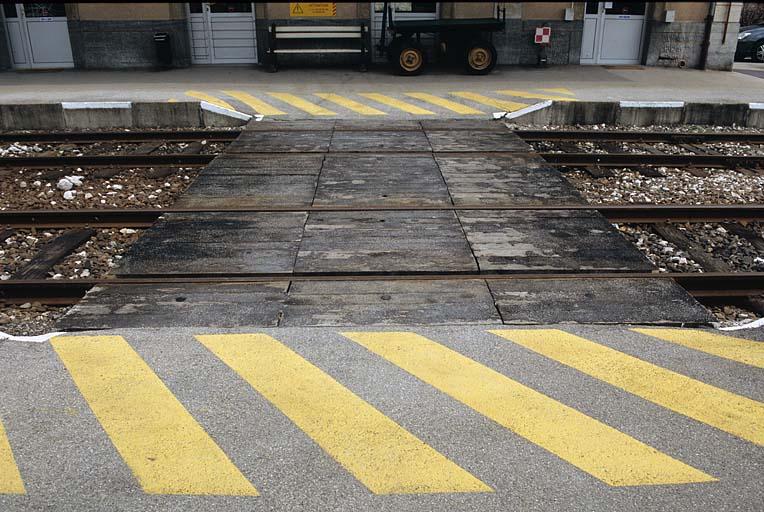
left=272, top=25, right=366, bottom=39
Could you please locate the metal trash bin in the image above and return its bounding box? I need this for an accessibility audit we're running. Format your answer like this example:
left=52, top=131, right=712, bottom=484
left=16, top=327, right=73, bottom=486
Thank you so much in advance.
left=154, top=32, right=172, bottom=69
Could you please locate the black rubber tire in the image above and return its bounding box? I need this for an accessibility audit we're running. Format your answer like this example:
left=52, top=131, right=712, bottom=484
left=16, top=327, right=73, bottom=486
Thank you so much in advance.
left=464, top=40, right=497, bottom=75
left=395, top=41, right=426, bottom=76
left=753, top=41, right=764, bottom=63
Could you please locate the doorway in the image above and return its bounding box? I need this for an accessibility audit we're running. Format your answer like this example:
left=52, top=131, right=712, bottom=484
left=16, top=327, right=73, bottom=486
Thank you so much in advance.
left=187, top=2, right=258, bottom=64
left=581, top=2, right=647, bottom=65
left=2, top=3, right=74, bottom=69
left=372, top=2, right=438, bottom=62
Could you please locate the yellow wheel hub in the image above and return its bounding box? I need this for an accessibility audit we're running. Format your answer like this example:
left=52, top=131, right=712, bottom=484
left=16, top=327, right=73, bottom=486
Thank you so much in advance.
left=468, top=47, right=491, bottom=70
left=399, top=49, right=422, bottom=72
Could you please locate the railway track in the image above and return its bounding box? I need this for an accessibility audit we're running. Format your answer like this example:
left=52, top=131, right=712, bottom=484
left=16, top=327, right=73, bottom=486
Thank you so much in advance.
left=2, top=204, right=763, bottom=228
left=516, top=130, right=764, bottom=144
left=1, top=272, right=762, bottom=306
left=0, top=129, right=240, bottom=144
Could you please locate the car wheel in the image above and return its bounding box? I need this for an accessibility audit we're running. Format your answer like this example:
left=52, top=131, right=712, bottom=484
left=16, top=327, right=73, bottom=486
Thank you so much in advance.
left=753, top=41, right=764, bottom=63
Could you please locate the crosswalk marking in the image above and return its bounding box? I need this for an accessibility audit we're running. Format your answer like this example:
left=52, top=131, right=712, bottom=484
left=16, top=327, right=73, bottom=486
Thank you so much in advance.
left=315, top=93, right=387, bottom=115
left=196, top=334, right=490, bottom=495
left=450, top=92, right=527, bottom=112
left=632, top=328, right=764, bottom=369
left=184, top=90, right=235, bottom=110
left=360, top=93, right=436, bottom=115
left=492, top=329, right=764, bottom=447
left=343, top=331, right=714, bottom=487
left=496, top=89, right=576, bottom=102
left=0, top=420, right=25, bottom=495
left=539, top=87, right=575, bottom=96
left=267, top=92, right=337, bottom=116
left=51, top=336, right=258, bottom=496
left=404, top=92, right=485, bottom=115
left=222, top=90, right=287, bottom=116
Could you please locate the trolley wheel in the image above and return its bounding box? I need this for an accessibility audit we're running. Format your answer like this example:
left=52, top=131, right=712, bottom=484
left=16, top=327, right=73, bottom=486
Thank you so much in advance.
left=464, top=40, right=497, bottom=75
left=386, top=37, right=405, bottom=64
left=396, top=41, right=426, bottom=76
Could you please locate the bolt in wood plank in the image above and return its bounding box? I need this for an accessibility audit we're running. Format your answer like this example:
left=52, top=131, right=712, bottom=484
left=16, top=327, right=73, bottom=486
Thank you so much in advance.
left=13, top=228, right=95, bottom=279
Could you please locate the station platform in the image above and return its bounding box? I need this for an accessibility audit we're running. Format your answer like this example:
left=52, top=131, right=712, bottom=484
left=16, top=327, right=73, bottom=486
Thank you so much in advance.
left=1, top=64, right=762, bottom=119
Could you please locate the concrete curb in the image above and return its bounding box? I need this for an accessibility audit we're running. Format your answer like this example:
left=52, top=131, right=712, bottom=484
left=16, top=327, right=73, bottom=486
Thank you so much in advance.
left=0, top=102, right=251, bottom=130
left=504, top=101, right=764, bottom=128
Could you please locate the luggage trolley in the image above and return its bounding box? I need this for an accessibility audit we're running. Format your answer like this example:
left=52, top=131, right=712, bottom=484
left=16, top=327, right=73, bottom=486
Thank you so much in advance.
left=376, top=2, right=506, bottom=75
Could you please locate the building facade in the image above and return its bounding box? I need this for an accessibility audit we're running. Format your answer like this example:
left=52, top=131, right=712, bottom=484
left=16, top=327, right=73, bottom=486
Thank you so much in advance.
left=0, top=2, right=742, bottom=71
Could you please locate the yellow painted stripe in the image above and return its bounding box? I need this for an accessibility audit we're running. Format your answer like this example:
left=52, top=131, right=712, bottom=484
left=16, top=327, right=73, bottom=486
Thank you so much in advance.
left=360, top=93, right=435, bottom=115
left=539, top=87, right=575, bottom=96
left=497, top=89, right=576, bottom=102
left=0, top=420, right=25, bottom=495
left=51, top=336, right=258, bottom=496
left=185, top=90, right=235, bottom=110
left=404, top=92, right=484, bottom=115
left=344, top=332, right=714, bottom=487
left=222, top=90, right=286, bottom=115
left=167, top=98, right=178, bottom=103
left=492, top=329, right=764, bottom=447
left=315, top=93, right=386, bottom=116
left=197, top=334, right=490, bottom=495
left=267, top=92, right=337, bottom=116
left=632, top=328, right=764, bottom=369
left=450, top=92, right=527, bottom=112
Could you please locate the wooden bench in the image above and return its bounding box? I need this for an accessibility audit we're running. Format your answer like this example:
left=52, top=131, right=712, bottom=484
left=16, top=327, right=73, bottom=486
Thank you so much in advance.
left=267, top=24, right=369, bottom=72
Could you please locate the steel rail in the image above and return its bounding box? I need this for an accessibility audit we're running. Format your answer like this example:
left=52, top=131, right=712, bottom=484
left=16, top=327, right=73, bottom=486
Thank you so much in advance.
left=1, top=272, right=761, bottom=304
left=0, top=154, right=214, bottom=168
left=2, top=204, right=763, bottom=228
left=0, top=130, right=241, bottom=144
left=516, top=130, right=764, bottom=144
left=3, top=152, right=762, bottom=169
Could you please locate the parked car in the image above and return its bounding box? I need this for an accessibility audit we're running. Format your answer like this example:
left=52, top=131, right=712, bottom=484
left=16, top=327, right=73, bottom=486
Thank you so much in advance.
left=736, top=23, right=764, bottom=62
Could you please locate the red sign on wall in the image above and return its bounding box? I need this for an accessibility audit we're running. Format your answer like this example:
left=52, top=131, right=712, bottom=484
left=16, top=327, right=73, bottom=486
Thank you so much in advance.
left=534, top=27, right=551, bottom=44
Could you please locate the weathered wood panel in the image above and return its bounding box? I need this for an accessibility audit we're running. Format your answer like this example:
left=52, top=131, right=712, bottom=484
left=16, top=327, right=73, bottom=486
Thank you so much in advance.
left=330, top=131, right=432, bottom=152
left=436, top=155, right=584, bottom=206
left=227, top=131, right=332, bottom=153
left=458, top=209, right=654, bottom=272
left=116, top=212, right=307, bottom=275
left=282, top=279, right=501, bottom=326
left=295, top=211, right=477, bottom=273
left=425, top=130, right=531, bottom=152
left=313, top=155, right=451, bottom=207
left=489, top=278, right=714, bottom=325
left=58, top=282, right=289, bottom=329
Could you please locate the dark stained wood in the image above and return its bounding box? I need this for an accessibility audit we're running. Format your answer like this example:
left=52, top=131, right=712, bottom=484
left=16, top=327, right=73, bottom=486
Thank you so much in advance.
left=131, top=142, right=162, bottom=155
left=458, top=209, right=653, bottom=272
left=294, top=210, right=477, bottom=273
left=313, top=155, right=450, bottom=207
left=180, top=141, right=203, bottom=154
left=425, top=130, right=530, bottom=152
left=0, top=228, right=15, bottom=243
left=329, top=131, right=432, bottom=152
left=91, top=167, right=124, bottom=178
left=13, top=228, right=95, bottom=279
left=584, top=165, right=615, bottom=178
left=652, top=223, right=731, bottom=272
left=227, top=131, right=332, bottom=153
left=721, top=222, right=764, bottom=252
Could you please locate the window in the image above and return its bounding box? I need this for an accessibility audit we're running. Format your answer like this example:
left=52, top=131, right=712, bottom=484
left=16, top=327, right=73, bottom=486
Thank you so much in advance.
left=189, top=3, right=203, bottom=14
left=604, top=2, right=646, bottom=16
left=208, top=2, right=252, bottom=14
left=23, top=3, right=67, bottom=18
left=585, top=2, right=599, bottom=15
left=374, top=3, right=437, bottom=14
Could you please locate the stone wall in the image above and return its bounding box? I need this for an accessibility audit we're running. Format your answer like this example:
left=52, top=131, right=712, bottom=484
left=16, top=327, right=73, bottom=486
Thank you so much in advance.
left=67, top=19, right=191, bottom=69
left=494, top=20, right=583, bottom=65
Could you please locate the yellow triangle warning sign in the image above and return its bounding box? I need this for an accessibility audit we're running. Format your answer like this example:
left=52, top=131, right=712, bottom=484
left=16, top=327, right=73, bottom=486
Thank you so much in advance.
left=291, top=3, right=304, bottom=15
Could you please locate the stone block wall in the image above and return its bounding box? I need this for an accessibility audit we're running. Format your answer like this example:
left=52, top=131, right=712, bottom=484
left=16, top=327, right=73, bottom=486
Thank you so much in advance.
left=494, top=20, right=583, bottom=65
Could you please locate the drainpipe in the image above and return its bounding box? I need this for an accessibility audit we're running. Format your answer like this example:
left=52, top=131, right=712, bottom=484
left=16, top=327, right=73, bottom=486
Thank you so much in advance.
left=700, top=2, right=716, bottom=70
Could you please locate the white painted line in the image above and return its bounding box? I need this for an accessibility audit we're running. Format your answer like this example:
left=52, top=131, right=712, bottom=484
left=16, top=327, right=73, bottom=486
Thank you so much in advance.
left=0, top=330, right=65, bottom=343
left=719, top=317, right=764, bottom=331
left=61, top=102, right=132, bottom=109
left=749, top=103, right=764, bottom=110
left=504, top=100, right=552, bottom=120
left=619, top=101, right=684, bottom=108
left=492, top=111, right=507, bottom=119
left=200, top=101, right=252, bottom=121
